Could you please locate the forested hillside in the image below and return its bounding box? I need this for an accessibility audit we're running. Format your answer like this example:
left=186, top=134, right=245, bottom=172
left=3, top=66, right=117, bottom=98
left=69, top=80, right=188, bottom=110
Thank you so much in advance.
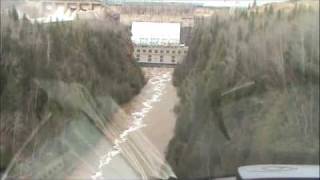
left=167, top=4, right=319, bottom=178
left=0, top=8, right=145, bottom=173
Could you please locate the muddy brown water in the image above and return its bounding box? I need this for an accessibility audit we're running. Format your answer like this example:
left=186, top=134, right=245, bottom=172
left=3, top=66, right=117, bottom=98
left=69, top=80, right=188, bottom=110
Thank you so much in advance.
left=68, top=67, right=178, bottom=179
left=124, top=67, right=178, bottom=160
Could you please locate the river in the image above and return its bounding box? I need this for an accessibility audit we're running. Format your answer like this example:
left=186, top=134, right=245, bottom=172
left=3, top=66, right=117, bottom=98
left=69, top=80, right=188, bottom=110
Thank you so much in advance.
left=124, top=67, right=178, bottom=160
left=68, top=67, right=178, bottom=180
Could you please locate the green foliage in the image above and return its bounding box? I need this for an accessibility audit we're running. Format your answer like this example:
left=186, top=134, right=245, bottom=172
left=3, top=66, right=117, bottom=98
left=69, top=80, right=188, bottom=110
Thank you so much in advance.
left=268, top=4, right=274, bottom=15
left=168, top=7, right=319, bottom=178
left=10, top=6, right=19, bottom=22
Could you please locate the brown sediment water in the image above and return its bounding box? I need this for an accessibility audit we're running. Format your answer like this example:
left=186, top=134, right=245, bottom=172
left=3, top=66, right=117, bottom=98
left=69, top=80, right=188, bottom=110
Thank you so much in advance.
left=68, top=67, right=178, bottom=180
left=124, top=67, right=178, bottom=161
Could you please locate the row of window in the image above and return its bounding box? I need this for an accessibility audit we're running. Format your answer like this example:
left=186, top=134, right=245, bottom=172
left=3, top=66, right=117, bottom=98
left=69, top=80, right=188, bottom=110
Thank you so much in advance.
left=136, top=54, right=176, bottom=63
left=136, top=49, right=187, bottom=54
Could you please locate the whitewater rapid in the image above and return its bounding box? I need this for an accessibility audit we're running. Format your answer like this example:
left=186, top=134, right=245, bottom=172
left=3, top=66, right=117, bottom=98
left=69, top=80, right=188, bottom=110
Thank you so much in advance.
left=91, top=70, right=172, bottom=180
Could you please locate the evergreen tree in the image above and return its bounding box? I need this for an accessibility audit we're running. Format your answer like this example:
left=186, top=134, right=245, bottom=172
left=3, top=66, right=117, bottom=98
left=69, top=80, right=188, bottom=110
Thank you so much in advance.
left=11, top=6, right=19, bottom=21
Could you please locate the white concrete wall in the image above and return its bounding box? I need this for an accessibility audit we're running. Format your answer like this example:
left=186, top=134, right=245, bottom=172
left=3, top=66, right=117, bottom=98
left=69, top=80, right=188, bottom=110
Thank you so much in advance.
left=131, top=22, right=181, bottom=46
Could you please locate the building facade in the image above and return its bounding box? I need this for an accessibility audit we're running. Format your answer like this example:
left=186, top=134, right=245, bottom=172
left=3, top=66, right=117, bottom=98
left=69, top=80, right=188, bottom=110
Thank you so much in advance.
left=131, top=21, right=188, bottom=65
left=131, top=22, right=181, bottom=46
left=133, top=45, right=188, bottom=65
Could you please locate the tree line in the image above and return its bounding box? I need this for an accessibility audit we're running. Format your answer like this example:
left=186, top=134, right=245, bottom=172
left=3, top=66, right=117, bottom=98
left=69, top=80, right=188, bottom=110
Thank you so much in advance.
left=167, top=3, right=319, bottom=178
left=0, top=8, right=145, bottom=171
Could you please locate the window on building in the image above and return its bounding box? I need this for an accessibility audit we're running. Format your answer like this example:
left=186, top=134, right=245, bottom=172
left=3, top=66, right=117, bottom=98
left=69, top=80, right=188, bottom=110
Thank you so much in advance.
left=137, top=49, right=140, bottom=53
left=172, top=56, right=175, bottom=63
left=155, top=50, right=158, bottom=53
left=148, top=55, right=152, bottom=62
left=178, top=50, right=181, bottom=54
left=160, top=55, right=163, bottom=62
left=148, top=49, right=152, bottom=53
left=160, top=50, right=164, bottom=53
left=166, top=50, right=170, bottom=53
left=143, top=49, right=146, bottom=53
left=172, top=50, right=176, bottom=54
